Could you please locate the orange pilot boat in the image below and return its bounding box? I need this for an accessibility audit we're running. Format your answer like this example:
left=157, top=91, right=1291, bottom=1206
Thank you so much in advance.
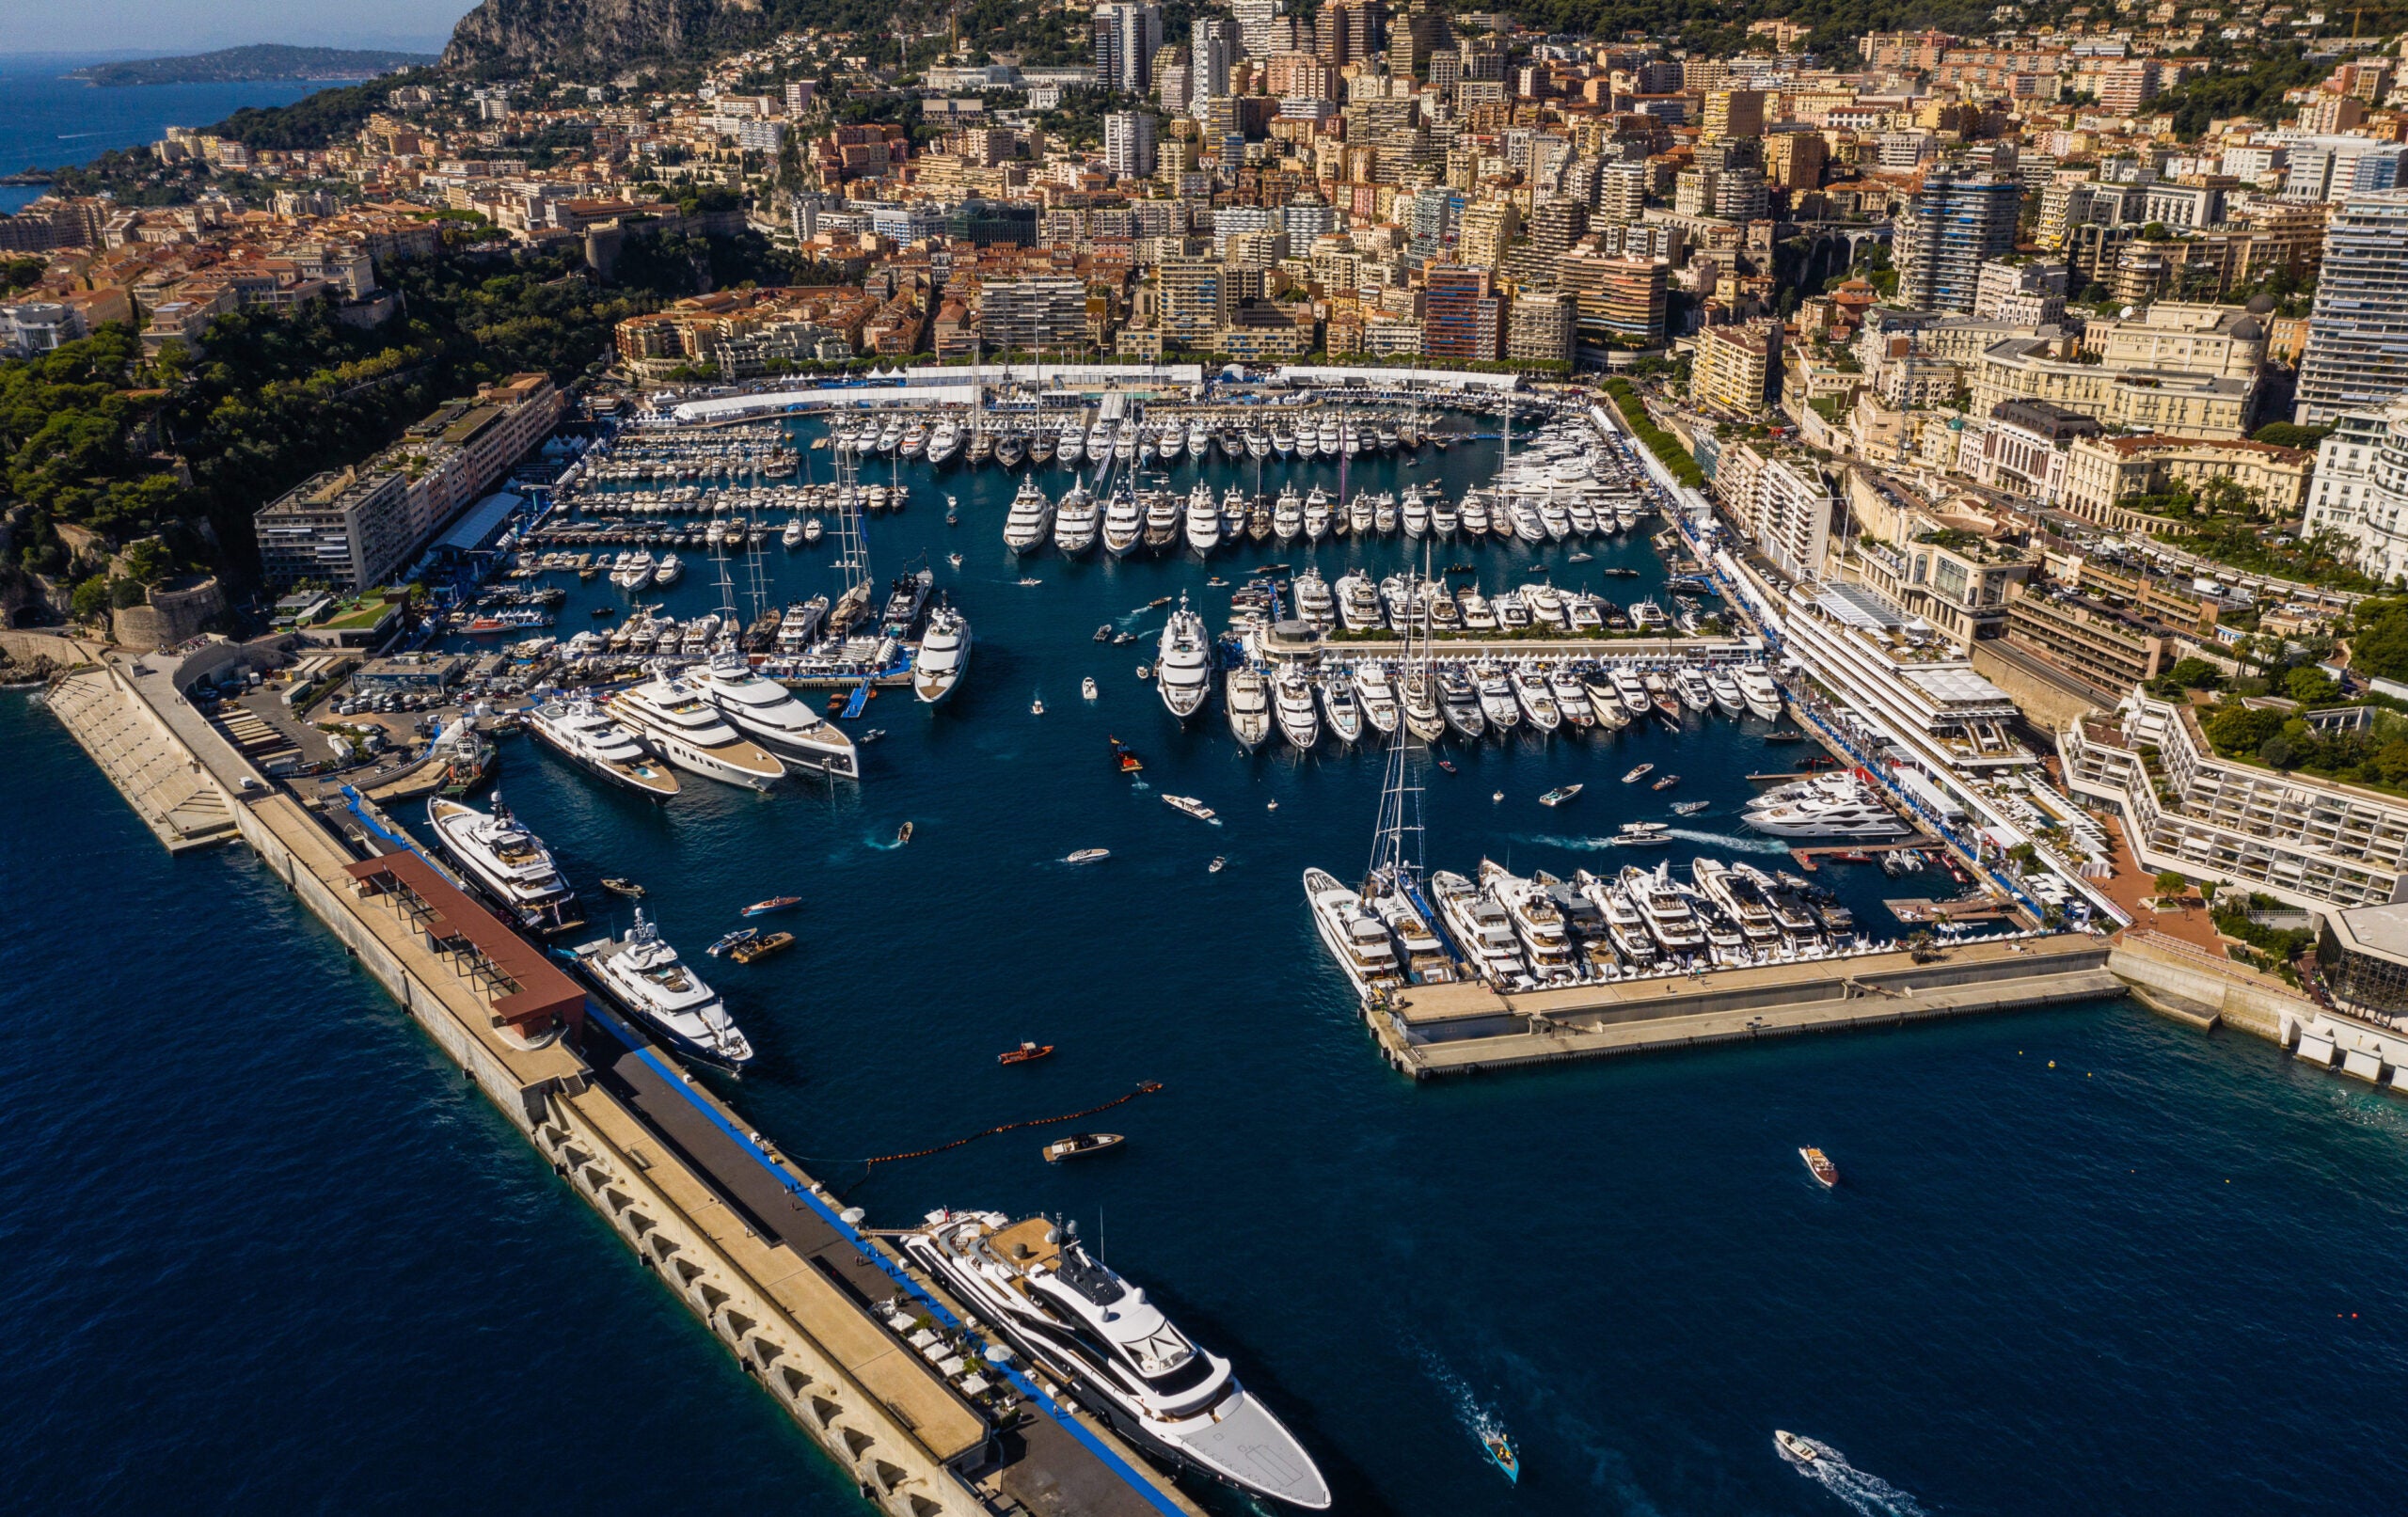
left=999, top=1041, right=1054, bottom=1066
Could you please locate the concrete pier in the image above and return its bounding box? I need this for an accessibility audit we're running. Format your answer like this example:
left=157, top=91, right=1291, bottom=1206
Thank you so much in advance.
left=40, top=637, right=1207, bottom=1517
left=1369, top=938, right=2124, bottom=1078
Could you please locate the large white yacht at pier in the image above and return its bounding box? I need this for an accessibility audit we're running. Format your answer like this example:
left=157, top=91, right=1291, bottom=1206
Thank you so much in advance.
left=427, top=794, right=582, bottom=934
left=1743, top=775, right=1909, bottom=839
left=1304, top=867, right=1407, bottom=997
left=692, top=651, right=857, bottom=778
left=1155, top=594, right=1212, bottom=720
left=609, top=672, right=788, bottom=789
left=527, top=699, right=681, bottom=799
left=912, top=602, right=973, bottom=704
left=900, top=1210, right=1332, bottom=1510
left=1003, top=476, right=1054, bottom=554
left=574, top=909, right=755, bottom=1069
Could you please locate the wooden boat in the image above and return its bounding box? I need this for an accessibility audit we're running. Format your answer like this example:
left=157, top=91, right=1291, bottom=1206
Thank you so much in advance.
left=999, top=1041, right=1054, bottom=1066
left=895, top=821, right=914, bottom=845
left=1484, top=1432, right=1519, bottom=1484
left=600, top=877, right=645, bottom=898
left=1800, top=1146, right=1838, bottom=1188
left=1043, top=1131, right=1125, bottom=1162
left=742, top=894, right=802, bottom=918
left=1763, top=729, right=1807, bottom=743
left=1538, top=784, right=1583, bottom=807
left=1671, top=799, right=1710, bottom=815
left=1652, top=774, right=1680, bottom=791
left=730, top=930, right=794, bottom=965
left=1111, top=737, right=1143, bottom=772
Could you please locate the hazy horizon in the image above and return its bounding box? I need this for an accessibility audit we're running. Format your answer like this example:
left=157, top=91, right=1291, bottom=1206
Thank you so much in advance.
left=0, top=1, right=473, bottom=58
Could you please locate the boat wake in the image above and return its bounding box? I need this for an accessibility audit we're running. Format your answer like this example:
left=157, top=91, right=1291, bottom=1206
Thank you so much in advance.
left=1523, top=829, right=1794, bottom=856
left=1778, top=1434, right=1927, bottom=1516
left=1415, top=1345, right=1513, bottom=1467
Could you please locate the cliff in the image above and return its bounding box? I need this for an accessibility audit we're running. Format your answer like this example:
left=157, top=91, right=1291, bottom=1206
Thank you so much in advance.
left=442, top=0, right=764, bottom=71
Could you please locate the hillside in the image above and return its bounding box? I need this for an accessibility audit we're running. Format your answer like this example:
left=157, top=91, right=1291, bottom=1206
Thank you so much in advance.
left=69, top=45, right=436, bottom=88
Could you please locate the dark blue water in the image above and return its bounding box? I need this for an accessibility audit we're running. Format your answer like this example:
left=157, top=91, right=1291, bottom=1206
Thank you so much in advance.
left=0, top=55, right=323, bottom=212
left=13, top=424, right=2408, bottom=1513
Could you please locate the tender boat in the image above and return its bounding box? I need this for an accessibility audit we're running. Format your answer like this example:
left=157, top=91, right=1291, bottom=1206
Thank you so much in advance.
left=1164, top=794, right=1220, bottom=823
left=1066, top=847, right=1111, bottom=864
left=741, top=894, right=801, bottom=917
left=1485, top=1433, right=1519, bottom=1485
left=1538, top=784, right=1583, bottom=807
left=1775, top=1430, right=1820, bottom=1465
left=729, top=930, right=793, bottom=964
left=999, top=1041, right=1053, bottom=1065
left=600, top=877, right=645, bottom=898
left=1043, top=1131, right=1125, bottom=1162
left=1800, top=1147, right=1839, bottom=1187
left=1623, top=763, right=1654, bottom=784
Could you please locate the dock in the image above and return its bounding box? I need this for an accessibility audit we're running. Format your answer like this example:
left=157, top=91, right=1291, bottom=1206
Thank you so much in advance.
left=1367, top=938, right=2123, bottom=1079
left=39, top=633, right=1208, bottom=1517
left=1786, top=837, right=1941, bottom=871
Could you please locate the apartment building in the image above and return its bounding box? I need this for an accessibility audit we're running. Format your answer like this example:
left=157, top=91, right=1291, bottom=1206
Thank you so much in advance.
left=256, top=468, right=414, bottom=592
left=1557, top=247, right=1665, bottom=347
left=1715, top=440, right=1833, bottom=582
left=2303, top=396, right=2408, bottom=580
left=2295, top=191, right=2408, bottom=425
left=1691, top=321, right=1776, bottom=416
left=975, top=276, right=1090, bottom=351
left=2004, top=585, right=2169, bottom=694
left=2063, top=691, right=2408, bottom=909
left=2082, top=301, right=2269, bottom=381
left=1971, top=336, right=2256, bottom=437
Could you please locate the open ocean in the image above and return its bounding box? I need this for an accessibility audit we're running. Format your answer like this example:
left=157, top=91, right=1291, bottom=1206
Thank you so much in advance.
left=0, top=54, right=325, bottom=213
left=8, top=415, right=2408, bottom=1512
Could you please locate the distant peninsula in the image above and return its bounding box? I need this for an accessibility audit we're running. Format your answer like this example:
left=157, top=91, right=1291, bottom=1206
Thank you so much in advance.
left=68, top=44, right=436, bottom=87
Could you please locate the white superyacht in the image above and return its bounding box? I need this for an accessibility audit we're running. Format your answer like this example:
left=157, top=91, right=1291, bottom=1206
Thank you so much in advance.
left=1304, top=867, right=1406, bottom=998
left=427, top=793, right=582, bottom=934
left=527, top=698, right=681, bottom=800
left=692, top=651, right=858, bottom=778
left=912, top=602, right=973, bottom=704
left=574, top=909, right=755, bottom=1069
left=1003, top=476, right=1054, bottom=555
left=610, top=672, right=788, bottom=789
left=1155, top=594, right=1212, bottom=721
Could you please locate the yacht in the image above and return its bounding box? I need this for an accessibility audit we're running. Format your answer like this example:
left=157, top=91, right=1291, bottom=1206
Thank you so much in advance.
left=1184, top=482, right=1223, bottom=554
left=1275, top=669, right=1322, bottom=751
left=574, top=909, right=754, bottom=1069
left=528, top=699, right=681, bottom=800
left=1188, top=419, right=1212, bottom=459
left=1156, top=424, right=1184, bottom=463
left=1457, top=586, right=1497, bottom=632
left=1054, top=483, right=1101, bottom=556
left=1272, top=422, right=1296, bottom=457
left=1086, top=420, right=1114, bottom=463
left=1431, top=870, right=1527, bottom=985
left=1155, top=595, right=1213, bottom=721
left=1225, top=666, right=1272, bottom=749
left=926, top=417, right=963, bottom=466
left=1400, top=671, right=1448, bottom=743
left=1219, top=427, right=1246, bottom=461
left=1459, top=495, right=1492, bottom=538
left=1102, top=489, right=1144, bottom=556
left=1246, top=427, right=1272, bottom=459
left=427, top=794, right=581, bottom=935
left=1373, top=494, right=1399, bottom=534
left=1003, top=476, right=1055, bottom=554
left=1363, top=877, right=1456, bottom=984
left=782, top=515, right=806, bottom=549
left=1354, top=664, right=1401, bottom=735
left=1480, top=859, right=1579, bottom=984
left=1304, top=868, right=1405, bottom=997
left=898, top=417, right=929, bottom=459
left=1315, top=418, right=1340, bottom=458
left=1741, top=862, right=1826, bottom=948
left=1693, top=859, right=1781, bottom=949
left=610, top=672, right=788, bottom=789
left=1292, top=568, right=1336, bottom=629
left=1539, top=500, right=1572, bottom=541
left=1432, top=496, right=1459, bottom=537
left=692, top=652, right=858, bottom=777
left=1744, top=777, right=1910, bottom=839
left=1574, top=870, right=1658, bottom=970
left=1476, top=666, right=1520, bottom=732
left=1622, top=862, right=1708, bottom=957
left=1736, top=664, right=1785, bottom=719
left=1437, top=669, right=1486, bottom=739
left=1401, top=487, right=1431, bottom=539
left=1302, top=490, right=1333, bottom=542
left=1335, top=572, right=1384, bottom=634
left=1526, top=585, right=1568, bottom=630
left=1706, top=666, right=1748, bottom=716
left=898, top=1211, right=1332, bottom=1511
left=1143, top=490, right=1182, bottom=552
left=611, top=550, right=657, bottom=592
left=995, top=430, right=1027, bottom=468
left=1547, top=668, right=1595, bottom=729
left=1676, top=666, right=1715, bottom=713
left=1272, top=490, right=1303, bottom=544
left=1349, top=493, right=1374, bottom=535
left=1115, top=421, right=1140, bottom=463
left=911, top=602, right=973, bottom=704
left=1581, top=670, right=1628, bottom=728
left=1056, top=419, right=1085, bottom=465
left=1509, top=666, right=1560, bottom=732
left=875, top=418, right=904, bottom=455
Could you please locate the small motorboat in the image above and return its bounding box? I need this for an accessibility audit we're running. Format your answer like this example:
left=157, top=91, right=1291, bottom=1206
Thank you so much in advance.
left=1435, top=759, right=1458, bottom=775
left=1000, top=1041, right=1054, bottom=1065
left=895, top=821, right=914, bottom=845
left=1612, top=822, right=1671, bottom=846
left=1030, top=697, right=1046, bottom=716
left=1484, top=1432, right=1519, bottom=1485
left=1671, top=799, right=1710, bottom=815
left=742, top=894, right=801, bottom=918
left=1164, top=794, right=1218, bottom=823
left=1775, top=1430, right=1820, bottom=1464
left=600, top=877, right=645, bottom=898
left=1764, top=729, right=1808, bottom=743
left=1111, top=737, right=1143, bottom=773
left=706, top=928, right=759, bottom=957
left=1209, top=856, right=1227, bottom=873
left=1538, top=784, right=1583, bottom=807
left=729, top=930, right=794, bottom=965
left=1652, top=774, right=1680, bottom=791
left=861, top=728, right=885, bottom=743
left=1492, top=791, right=1505, bottom=804
left=1094, top=624, right=1114, bottom=642
left=1800, top=1147, right=1838, bottom=1188
left=1083, top=676, right=1101, bottom=702
left=947, top=552, right=963, bottom=567
left=1623, top=764, right=1654, bottom=784
left=1067, top=848, right=1111, bottom=864
left=1043, top=1131, right=1125, bottom=1162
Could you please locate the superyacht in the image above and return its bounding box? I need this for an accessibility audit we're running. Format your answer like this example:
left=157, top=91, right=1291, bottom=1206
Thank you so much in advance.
left=1353, top=664, right=1402, bottom=735
left=1274, top=669, right=1322, bottom=751
left=1184, top=482, right=1224, bottom=554
left=1743, top=775, right=1909, bottom=840
left=610, top=672, right=788, bottom=789
left=1319, top=674, right=1365, bottom=745
left=427, top=794, right=582, bottom=934
left=574, top=909, right=755, bottom=1069
left=1003, top=476, right=1054, bottom=554
left=1431, top=870, right=1527, bottom=984
left=1054, top=482, right=1101, bottom=556
left=693, top=651, right=858, bottom=777
left=527, top=698, right=681, bottom=800
left=1305, top=868, right=1406, bottom=997
left=1225, top=667, right=1272, bottom=749
left=899, top=1212, right=1332, bottom=1510
left=911, top=602, right=973, bottom=704
left=1101, top=489, right=1144, bottom=557
left=1155, top=594, right=1213, bottom=721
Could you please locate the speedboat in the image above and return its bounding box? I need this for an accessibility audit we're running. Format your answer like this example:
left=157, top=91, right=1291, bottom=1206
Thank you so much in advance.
left=899, top=1211, right=1332, bottom=1510
left=610, top=672, right=788, bottom=789
left=1304, top=868, right=1406, bottom=997
left=912, top=602, right=973, bottom=704
left=1775, top=1430, right=1820, bottom=1465
left=528, top=698, right=681, bottom=800
left=427, top=794, right=581, bottom=934
left=1225, top=667, right=1272, bottom=749
left=575, top=909, right=754, bottom=1069
left=1156, top=595, right=1212, bottom=721
left=1274, top=668, right=1322, bottom=751
left=1003, top=476, right=1054, bottom=554
left=693, top=652, right=858, bottom=777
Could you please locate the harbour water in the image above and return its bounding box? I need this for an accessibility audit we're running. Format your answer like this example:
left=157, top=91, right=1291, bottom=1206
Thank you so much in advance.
left=14, top=418, right=2408, bottom=1512
left=0, top=55, right=322, bottom=212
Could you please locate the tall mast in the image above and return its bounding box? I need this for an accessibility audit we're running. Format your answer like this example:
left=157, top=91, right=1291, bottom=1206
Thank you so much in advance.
left=832, top=419, right=873, bottom=630
left=1368, top=536, right=1433, bottom=893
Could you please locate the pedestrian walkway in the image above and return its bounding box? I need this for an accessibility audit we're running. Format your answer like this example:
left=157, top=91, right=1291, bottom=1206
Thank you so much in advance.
left=42, top=666, right=237, bottom=850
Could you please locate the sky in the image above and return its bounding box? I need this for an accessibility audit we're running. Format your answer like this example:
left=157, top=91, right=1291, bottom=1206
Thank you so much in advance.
left=0, top=0, right=475, bottom=57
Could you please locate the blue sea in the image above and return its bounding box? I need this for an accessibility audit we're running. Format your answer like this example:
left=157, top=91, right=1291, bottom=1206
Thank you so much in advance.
left=10, top=422, right=2408, bottom=1516
left=0, top=54, right=326, bottom=213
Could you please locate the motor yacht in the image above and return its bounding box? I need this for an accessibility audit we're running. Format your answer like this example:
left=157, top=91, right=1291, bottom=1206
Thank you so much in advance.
left=1143, top=490, right=1182, bottom=551
left=1302, top=867, right=1403, bottom=994
left=1431, top=870, right=1527, bottom=985
left=1272, top=491, right=1303, bottom=544
left=692, top=651, right=858, bottom=777
left=1539, top=500, right=1572, bottom=541
left=1246, top=427, right=1272, bottom=459
left=1354, top=664, right=1401, bottom=735
left=1736, top=664, right=1784, bottom=719
left=1675, top=666, right=1714, bottom=712
left=1319, top=675, right=1364, bottom=745
left=1272, top=423, right=1296, bottom=457
left=1581, top=670, right=1628, bottom=728
left=1374, top=494, right=1400, bottom=534
left=1363, top=877, right=1457, bottom=985
left=1156, top=425, right=1184, bottom=463
left=1335, top=572, right=1383, bottom=634
left=1480, top=859, right=1579, bottom=984
left=1188, top=419, right=1212, bottom=459
left=1054, top=483, right=1101, bottom=556
left=428, top=794, right=581, bottom=934
left=1509, top=666, right=1561, bottom=732
left=1184, top=482, right=1223, bottom=554
left=911, top=603, right=973, bottom=704
left=1274, top=669, right=1322, bottom=751
left=1401, top=487, right=1431, bottom=538
left=1508, top=498, right=1546, bottom=544
left=875, top=418, right=903, bottom=454
left=1743, top=777, right=1909, bottom=839
left=1219, top=427, right=1245, bottom=461
left=1476, top=666, right=1520, bottom=732
left=1102, top=489, right=1144, bottom=556
left=1546, top=667, right=1595, bottom=728
left=1003, top=476, right=1054, bottom=554
left=1056, top=420, right=1085, bottom=465
left=1348, top=493, right=1374, bottom=535
left=1292, top=567, right=1336, bottom=629
left=1526, top=584, right=1568, bottom=630
left=1622, top=861, right=1707, bottom=958
left=1086, top=420, right=1114, bottom=463
left=528, top=698, right=681, bottom=800
left=1574, top=870, right=1658, bottom=969
left=1431, top=496, right=1459, bottom=537
left=899, top=418, right=929, bottom=459
left=611, top=549, right=657, bottom=592
left=1693, top=859, right=1781, bottom=950
left=926, top=418, right=962, bottom=466
left=1225, top=666, right=1272, bottom=749
left=899, top=1210, right=1332, bottom=1510
left=1494, top=592, right=1532, bottom=633
left=1315, top=418, right=1340, bottom=458
left=1706, top=666, right=1747, bottom=716
left=610, top=672, right=788, bottom=789
left=575, top=909, right=754, bottom=1069
left=1437, top=669, right=1486, bottom=739
left=1155, top=595, right=1212, bottom=721
left=1302, top=489, right=1332, bottom=542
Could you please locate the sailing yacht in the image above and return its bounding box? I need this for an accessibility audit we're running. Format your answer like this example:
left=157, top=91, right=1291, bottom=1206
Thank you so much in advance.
left=527, top=698, right=681, bottom=800
left=575, top=909, right=754, bottom=1069
left=994, top=429, right=1026, bottom=468
left=1225, top=666, right=1272, bottom=749
left=610, top=672, right=787, bottom=789
left=1003, top=476, right=1054, bottom=554
left=1102, top=489, right=1144, bottom=556
left=898, top=1211, right=1332, bottom=1511
left=1155, top=595, right=1212, bottom=721
left=692, top=651, right=858, bottom=777
left=1274, top=669, right=1322, bottom=751
left=911, top=602, right=973, bottom=704
left=427, top=794, right=581, bottom=934
left=1184, top=482, right=1223, bottom=554
left=1400, top=670, right=1447, bottom=743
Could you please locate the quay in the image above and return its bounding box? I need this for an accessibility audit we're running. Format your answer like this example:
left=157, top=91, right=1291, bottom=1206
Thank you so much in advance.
left=1307, top=635, right=1754, bottom=662
left=1786, top=837, right=1943, bottom=871
left=33, top=630, right=1207, bottom=1517
left=1366, top=938, right=2123, bottom=1079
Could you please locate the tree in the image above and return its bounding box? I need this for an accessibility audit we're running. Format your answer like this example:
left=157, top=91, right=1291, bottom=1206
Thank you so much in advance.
left=2284, top=665, right=2339, bottom=705
left=2154, top=869, right=2190, bottom=900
